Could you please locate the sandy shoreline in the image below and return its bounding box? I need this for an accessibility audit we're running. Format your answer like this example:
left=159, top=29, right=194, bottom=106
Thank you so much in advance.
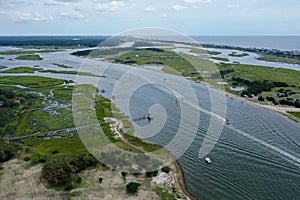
left=172, top=160, right=197, bottom=200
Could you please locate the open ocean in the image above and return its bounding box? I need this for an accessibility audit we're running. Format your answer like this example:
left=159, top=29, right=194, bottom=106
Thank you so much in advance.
left=192, top=36, right=300, bottom=51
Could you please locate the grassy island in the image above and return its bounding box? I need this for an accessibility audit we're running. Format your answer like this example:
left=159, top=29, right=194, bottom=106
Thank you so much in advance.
left=257, top=54, right=300, bottom=65
left=229, top=52, right=249, bottom=57
left=16, top=54, right=43, bottom=60
left=0, top=66, right=42, bottom=73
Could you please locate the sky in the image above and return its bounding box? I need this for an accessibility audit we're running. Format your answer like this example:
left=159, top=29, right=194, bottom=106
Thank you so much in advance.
left=0, top=0, right=300, bottom=36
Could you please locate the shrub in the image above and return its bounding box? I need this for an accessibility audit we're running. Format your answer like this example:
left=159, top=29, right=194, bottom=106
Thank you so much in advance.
left=23, top=157, right=31, bottom=161
left=74, top=176, right=82, bottom=184
left=42, top=153, right=98, bottom=188
left=121, top=171, right=128, bottom=181
left=126, top=182, right=141, bottom=194
left=146, top=170, right=158, bottom=178
left=99, top=177, right=103, bottom=184
left=64, top=183, right=73, bottom=191
left=161, top=166, right=170, bottom=174
left=0, top=140, right=18, bottom=163
left=258, top=96, right=265, bottom=101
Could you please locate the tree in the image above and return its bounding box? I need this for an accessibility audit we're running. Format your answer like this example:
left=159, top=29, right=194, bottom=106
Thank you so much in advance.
left=161, top=166, right=170, bottom=174
left=126, top=182, right=141, bottom=194
left=99, top=177, right=103, bottom=184
left=121, top=171, right=128, bottom=182
left=258, top=96, right=264, bottom=101
left=146, top=170, right=158, bottom=178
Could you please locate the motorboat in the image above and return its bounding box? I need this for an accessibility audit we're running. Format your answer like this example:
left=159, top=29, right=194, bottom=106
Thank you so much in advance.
left=205, top=157, right=212, bottom=164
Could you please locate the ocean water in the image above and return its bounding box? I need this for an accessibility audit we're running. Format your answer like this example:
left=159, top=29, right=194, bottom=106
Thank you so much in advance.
left=192, top=36, right=300, bottom=51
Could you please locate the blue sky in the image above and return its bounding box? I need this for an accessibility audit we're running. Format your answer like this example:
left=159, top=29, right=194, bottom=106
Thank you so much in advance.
left=0, top=0, right=299, bottom=35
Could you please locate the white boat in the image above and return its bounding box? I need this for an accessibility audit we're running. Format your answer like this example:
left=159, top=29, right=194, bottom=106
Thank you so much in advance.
left=205, top=157, right=212, bottom=164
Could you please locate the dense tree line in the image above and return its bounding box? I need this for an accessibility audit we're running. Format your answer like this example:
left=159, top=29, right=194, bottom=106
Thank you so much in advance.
left=232, top=77, right=289, bottom=96
left=0, top=89, right=35, bottom=136
left=0, top=140, right=18, bottom=163
left=0, top=36, right=106, bottom=47
left=42, top=153, right=98, bottom=190
left=279, top=99, right=300, bottom=108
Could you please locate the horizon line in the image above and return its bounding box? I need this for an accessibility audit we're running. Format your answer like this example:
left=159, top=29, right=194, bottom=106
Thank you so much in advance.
left=0, top=34, right=300, bottom=37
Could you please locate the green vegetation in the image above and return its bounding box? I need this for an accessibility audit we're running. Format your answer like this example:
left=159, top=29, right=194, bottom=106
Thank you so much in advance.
left=190, top=48, right=221, bottom=55
left=0, top=88, right=36, bottom=137
left=53, top=63, right=73, bottom=68
left=155, top=186, right=177, bottom=200
left=20, top=138, right=88, bottom=163
left=217, top=63, right=300, bottom=87
left=146, top=170, right=158, bottom=178
left=1, top=66, right=42, bottom=73
left=257, top=54, right=300, bottom=65
left=39, top=69, right=104, bottom=77
left=288, top=112, right=300, bottom=118
left=0, top=66, right=7, bottom=69
left=126, top=182, right=141, bottom=194
left=0, top=140, right=18, bottom=163
left=15, top=54, right=43, bottom=60
left=72, top=48, right=131, bottom=57
left=115, top=48, right=195, bottom=74
left=215, top=63, right=300, bottom=108
left=232, top=77, right=288, bottom=97
left=161, top=166, right=170, bottom=174
left=15, top=91, right=74, bottom=136
left=98, top=177, right=103, bottom=183
left=42, top=152, right=98, bottom=190
left=0, top=78, right=99, bottom=191
left=229, top=52, right=249, bottom=57
left=0, top=76, right=67, bottom=88
left=0, top=75, right=177, bottom=195
left=211, top=56, right=230, bottom=62
left=121, top=171, right=128, bottom=182
left=287, top=112, right=300, bottom=122
left=95, top=95, right=162, bottom=154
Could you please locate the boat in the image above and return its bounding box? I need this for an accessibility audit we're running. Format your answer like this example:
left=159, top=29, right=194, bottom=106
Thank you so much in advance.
left=226, top=119, right=230, bottom=125
left=205, top=157, right=212, bottom=164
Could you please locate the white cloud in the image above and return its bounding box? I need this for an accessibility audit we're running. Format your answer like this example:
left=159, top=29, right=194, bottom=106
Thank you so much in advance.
left=44, top=0, right=81, bottom=6
left=184, top=0, right=212, bottom=3
left=144, top=6, right=156, bottom=12
left=12, top=12, right=53, bottom=23
left=226, top=4, right=240, bottom=8
left=54, top=0, right=81, bottom=2
left=95, top=1, right=125, bottom=12
left=59, top=12, right=86, bottom=20
left=0, top=0, right=30, bottom=8
left=172, top=5, right=186, bottom=11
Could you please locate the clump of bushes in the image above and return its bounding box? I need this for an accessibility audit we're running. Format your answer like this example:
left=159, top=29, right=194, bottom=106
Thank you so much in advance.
left=258, top=96, right=265, bottom=101
left=232, top=77, right=288, bottom=96
left=42, top=153, right=98, bottom=189
left=0, top=140, right=18, bottom=163
left=146, top=170, right=158, bottom=178
left=161, top=166, right=170, bottom=174
left=126, top=182, right=141, bottom=194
